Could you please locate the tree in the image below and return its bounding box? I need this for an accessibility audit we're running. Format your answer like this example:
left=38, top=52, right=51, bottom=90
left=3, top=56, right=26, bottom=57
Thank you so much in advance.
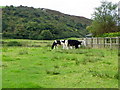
left=40, top=30, right=53, bottom=40
left=87, top=1, right=118, bottom=36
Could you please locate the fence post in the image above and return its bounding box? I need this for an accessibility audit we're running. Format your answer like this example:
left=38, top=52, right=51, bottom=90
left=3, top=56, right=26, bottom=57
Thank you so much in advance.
left=91, top=37, right=93, bottom=48
left=116, top=37, right=118, bottom=48
left=116, top=37, right=119, bottom=49
left=96, top=37, right=98, bottom=48
left=118, top=37, right=120, bottom=49
left=103, top=37, right=105, bottom=48
left=85, top=38, right=87, bottom=47
left=110, top=37, right=112, bottom=49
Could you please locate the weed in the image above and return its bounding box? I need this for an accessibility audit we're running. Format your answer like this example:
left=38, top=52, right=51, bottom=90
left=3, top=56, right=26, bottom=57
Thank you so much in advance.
left=114, top=73, right=119, bottom=79
left=46, top=69, right=60, bottom=75
left=7, top=41, right=22, bottom=46
left=85, top=51, right=105, bottom=57
left=82, top=57, right=102, bottom=64
left=1, top=64, right=7, bottom=68
left=85, top=53, right=94, bottom=56
left=45, top=44, right=51, bottom=47
left=16, top=57, right=21, bottom=60
left=89, top=70, right=117, bottom=79
left=61, top=49, right=88, bottom=54
left=3, top=56, right=14, bottom=61
left=102, top=62, right=112, bottom=65
left=2, top=47, right=8, bottom=52
left=54, top=65, right=59, bottom=68
left=75, top=59, right=80, bottom=65
left=31, top=45, right=41, bottom=47
left=36, top=63, right=43, bottom=66
left=75, top=60, right=79, bottom=65
left=52, top=56, right=61, bottom=60
left=18, top=50, right=28, bottom=55
left=71, top=57, right=77, bottom=61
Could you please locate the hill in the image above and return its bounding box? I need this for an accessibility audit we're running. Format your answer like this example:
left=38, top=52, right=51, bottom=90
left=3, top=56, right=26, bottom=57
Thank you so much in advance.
left=2, top=5, right=92, bottom=40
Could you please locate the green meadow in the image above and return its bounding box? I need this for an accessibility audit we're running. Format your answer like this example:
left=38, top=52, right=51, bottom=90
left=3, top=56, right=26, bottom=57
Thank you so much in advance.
left=2, top=39, right=118, bottom=88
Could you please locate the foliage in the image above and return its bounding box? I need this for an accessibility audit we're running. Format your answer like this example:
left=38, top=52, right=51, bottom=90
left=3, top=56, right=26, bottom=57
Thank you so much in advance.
left=2, top=39, right=118, bottom=88
left=2, top=5, right=91, bottom=40
left=40, top=30, right=53, bottom=40
left=87, top=1, right=119, bottom=36
left=99, top=32, right=120, bottom=37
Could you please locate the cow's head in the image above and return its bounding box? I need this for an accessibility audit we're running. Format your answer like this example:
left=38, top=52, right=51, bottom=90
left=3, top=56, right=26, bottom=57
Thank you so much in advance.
left=51, top=40, right=61, bottom=49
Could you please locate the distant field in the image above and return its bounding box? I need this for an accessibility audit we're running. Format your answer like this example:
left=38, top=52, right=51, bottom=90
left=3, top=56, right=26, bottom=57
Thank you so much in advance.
left=2, top=39, right=118, bottom=88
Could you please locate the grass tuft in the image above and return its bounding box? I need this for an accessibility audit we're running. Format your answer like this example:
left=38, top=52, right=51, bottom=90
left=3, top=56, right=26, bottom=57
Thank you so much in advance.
left=46, top=69, right=60, bottom=75
left=18, top=50, right=29, bottom=55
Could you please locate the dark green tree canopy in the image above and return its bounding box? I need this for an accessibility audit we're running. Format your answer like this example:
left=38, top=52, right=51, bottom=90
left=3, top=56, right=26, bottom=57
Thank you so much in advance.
left=40, top=30, right=53, bottom=40
left=2, top=5, right=92, bottom=39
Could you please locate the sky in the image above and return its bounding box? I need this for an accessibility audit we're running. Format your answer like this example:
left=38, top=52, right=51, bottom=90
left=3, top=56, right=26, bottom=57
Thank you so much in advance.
left=0, top=0, right=119, bottom=19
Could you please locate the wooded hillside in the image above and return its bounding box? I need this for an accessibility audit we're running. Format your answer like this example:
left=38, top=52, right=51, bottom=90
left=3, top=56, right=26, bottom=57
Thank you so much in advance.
left=2, top=5, right=92, bottom=40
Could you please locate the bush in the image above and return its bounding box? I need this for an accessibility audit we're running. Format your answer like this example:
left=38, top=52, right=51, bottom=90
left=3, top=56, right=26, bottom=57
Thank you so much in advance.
left=99, top=32, right=120, bottom=37
left=40, top=30, right=54, bottom=40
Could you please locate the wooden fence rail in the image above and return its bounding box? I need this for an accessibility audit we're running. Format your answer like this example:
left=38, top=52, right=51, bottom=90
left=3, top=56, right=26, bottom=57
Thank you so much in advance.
left=80, top=37, right=120, bottom=49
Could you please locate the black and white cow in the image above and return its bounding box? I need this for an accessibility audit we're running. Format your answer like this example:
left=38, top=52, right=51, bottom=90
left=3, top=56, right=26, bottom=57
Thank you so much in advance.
left=51, top=40, right=86, bottom=49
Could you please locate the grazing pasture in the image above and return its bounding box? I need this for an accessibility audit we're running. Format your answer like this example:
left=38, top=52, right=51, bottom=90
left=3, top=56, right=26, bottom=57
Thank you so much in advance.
left=2, top=39, right=118, bottom=88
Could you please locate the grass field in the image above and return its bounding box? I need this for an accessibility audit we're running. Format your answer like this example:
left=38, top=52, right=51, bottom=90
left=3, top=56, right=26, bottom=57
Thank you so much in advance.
left=2, top=39, right=118, bottom=88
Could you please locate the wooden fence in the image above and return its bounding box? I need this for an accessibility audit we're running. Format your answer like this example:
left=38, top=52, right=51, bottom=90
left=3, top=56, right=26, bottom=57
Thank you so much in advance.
left=80, top=37, right=120, bottom=49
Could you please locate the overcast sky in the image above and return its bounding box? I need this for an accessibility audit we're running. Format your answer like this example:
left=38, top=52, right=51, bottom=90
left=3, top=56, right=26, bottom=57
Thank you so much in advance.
left=1, top=0, right=119, bottom=19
